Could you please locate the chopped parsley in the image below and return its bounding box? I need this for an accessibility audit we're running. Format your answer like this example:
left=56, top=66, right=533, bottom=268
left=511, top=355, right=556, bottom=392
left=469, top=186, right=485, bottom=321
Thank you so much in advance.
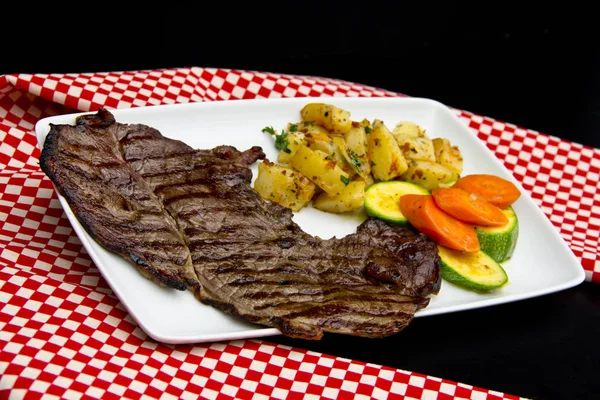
left=262, top=126, right=276, bottom=135
left=364, top=126, right=372, bottom=134
left=289, top=124, right=298, bottom=132
left=340, top=175, right=350, bottom=186
left=347, top=149, right=362, bottom=168
left=275, top=130, right=291, bottom=153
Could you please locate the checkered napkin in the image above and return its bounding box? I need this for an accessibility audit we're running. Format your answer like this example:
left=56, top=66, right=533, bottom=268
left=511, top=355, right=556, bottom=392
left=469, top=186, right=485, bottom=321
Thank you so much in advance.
left=0, top=67, right=595, bottom=399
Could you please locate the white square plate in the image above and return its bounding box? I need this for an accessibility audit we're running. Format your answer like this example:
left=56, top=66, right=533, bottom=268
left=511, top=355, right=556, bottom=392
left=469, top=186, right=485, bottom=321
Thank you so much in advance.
left=35, top=97, right=585, bottom=344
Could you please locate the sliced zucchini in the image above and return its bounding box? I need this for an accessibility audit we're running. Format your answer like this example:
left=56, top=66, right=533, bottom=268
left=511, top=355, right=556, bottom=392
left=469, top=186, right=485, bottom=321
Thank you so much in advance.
left=438, top=246, right=508, bottom=292
left=475, top=206, right=519, bottom=263
left=364, top=181, right=429, bottom=224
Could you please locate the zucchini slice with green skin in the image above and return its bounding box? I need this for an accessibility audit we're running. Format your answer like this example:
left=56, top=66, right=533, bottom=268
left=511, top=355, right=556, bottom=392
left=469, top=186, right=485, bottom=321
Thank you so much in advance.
left=475, top=206, right=519, bottom=263
left=364, top=181, right=429, bottom=224
left=438, top=246, right=508, bottom=292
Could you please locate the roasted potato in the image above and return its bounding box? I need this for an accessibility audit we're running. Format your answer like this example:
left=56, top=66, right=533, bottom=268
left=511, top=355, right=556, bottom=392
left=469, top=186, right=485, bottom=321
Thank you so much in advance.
left=294, top=121, right=331, bottom=136
left=254, top=160, right=316, bottom=211
left=367, top=119, right=408, bottom=181
left=400, top=160, right=459, bottom=191
left=290, top=145, right=350, bottom=196
left=313, top=180, right=365, bottom=213
left=392, top=121, right=426, bottom=137
left=343, top=123, right=371, bottom=179
left=432, top=138, right=463, bottom=174
left=361, top=173, right=375, bottom=188
left=394, top=132, right=436, bottom=162
left=331, top=137, right=358, bottom=178
left=300, top=103, right=352, bottom=134
left=305, top=131, right=335, bottom=155
left=277, top=132, right=306, bottom=164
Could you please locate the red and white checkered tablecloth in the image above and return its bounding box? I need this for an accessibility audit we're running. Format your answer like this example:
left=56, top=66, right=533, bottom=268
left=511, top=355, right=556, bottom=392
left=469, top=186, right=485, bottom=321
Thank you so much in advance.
left=1, top=67, right=598, bottom=399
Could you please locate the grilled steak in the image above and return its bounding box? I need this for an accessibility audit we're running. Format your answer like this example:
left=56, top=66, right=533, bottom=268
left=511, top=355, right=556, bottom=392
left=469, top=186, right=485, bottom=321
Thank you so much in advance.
left=41, top=109, right=442, bottom=340
left=39, top=111, right=198, bottom=291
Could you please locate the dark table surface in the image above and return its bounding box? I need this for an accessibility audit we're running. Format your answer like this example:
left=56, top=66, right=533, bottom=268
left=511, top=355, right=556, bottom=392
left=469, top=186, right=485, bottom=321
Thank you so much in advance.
left=3, top=4, right=599, bottom=400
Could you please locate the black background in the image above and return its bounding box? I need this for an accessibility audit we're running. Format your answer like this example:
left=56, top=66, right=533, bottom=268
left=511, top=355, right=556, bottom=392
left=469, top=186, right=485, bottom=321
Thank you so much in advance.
left=3, top=4, right=599, bottom=399
left=3, top=5, right=599, bottom=149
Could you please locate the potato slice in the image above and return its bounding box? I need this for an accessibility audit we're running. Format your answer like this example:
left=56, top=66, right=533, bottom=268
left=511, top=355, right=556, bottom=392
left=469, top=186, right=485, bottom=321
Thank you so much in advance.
left=313, top=180, right=365, bottom=213
left=432, top=138, right=464, bottom=174
left=295, top=121, right=331, bottom=136
left=367, top=119, right=408, bottom=181
left=400, top=160, right=459, bottom=191
left=254, top=160, right=316, bottom=211
left=343, top=124, right=371, bottom=178
left=392, top=121, right=425, bottom=137
left=395, top=133, right=436, bottom=162
left=300, top=103, right=352, bottom=134
left=277, top=132, right=306, bottom=164
left=290, top=145, right=350, bottom=196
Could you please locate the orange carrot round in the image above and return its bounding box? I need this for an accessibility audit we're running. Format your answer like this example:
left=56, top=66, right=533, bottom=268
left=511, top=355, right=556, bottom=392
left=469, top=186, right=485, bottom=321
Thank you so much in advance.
left=453, top=174, right=521, bottom=209
left=399, top=194, right=480, bottom=253
left=432, top=187, right=508, bottom=227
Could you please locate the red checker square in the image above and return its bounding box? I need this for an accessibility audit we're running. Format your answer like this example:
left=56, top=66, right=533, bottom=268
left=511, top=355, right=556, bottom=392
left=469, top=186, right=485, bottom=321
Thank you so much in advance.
left=273, top=376, right=294, bottom=391
left=291, top=370, right=313, bottom=383
left=142, top=385, right=164, bottom=399
left=204, top=376, right=226, bottom=392
left=305, top=383, right=325, bottom=396
left=354, top=382, right=375, bottom=397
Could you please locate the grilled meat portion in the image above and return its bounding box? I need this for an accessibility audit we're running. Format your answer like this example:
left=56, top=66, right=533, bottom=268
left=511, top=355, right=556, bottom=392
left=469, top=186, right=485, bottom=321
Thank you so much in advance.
left=105, top=110, right=442, bottom=340
left=40, top=110, right=197, bottom=291
left=41, top=108, right=441, bottom=340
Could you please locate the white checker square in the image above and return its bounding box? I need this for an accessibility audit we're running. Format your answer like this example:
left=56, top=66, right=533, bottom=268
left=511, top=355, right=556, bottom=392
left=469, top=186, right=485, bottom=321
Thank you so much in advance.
left=409, top=375, right=426, bottom=388
left=210, top=370, right=228, bottom=384
left=249, top=360, right=267, bottom=373
left=390, top=382, right=408, bottom=395
left=309, top=374, right=327, bottom=386
left=241, top=379, right=259, bottom=392
left=299, top=362, right=316, bottom=374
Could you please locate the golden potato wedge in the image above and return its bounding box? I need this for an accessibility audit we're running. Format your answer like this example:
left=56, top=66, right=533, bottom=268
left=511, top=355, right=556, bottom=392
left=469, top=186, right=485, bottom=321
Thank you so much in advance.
left=395, top=133, right=436, bottom=162
left=290, top=145, right=350, bottom=196
left=313, top=180, right=366, bottom=213
left=254, top=160, right=316, bottom=211
left=400, top=160, right=459, bottom=191
left=277, top=132, right=306, bottom=164
left=432, top=138, right=464, bottom=174
left=300, top=103, right=352, bottom=134
left=367, top=119, right=408, bottom=181
left=392, top=121, right=425, bottom=137
left=330, top=137, right=358, bottom=177
left=343, top=124, right=371, bottom=179
left=294, top=121, right=332, bottom=137
left=305, top=131, right=335, bottom=155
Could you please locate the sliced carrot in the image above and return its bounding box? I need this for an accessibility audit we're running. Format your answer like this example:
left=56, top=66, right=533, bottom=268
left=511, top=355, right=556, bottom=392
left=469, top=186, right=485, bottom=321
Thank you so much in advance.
left=399, top=194, right=480, bottom=253
left=432, top=187, right=508, bottom=227
left=453, top=174, right=521, bottom=209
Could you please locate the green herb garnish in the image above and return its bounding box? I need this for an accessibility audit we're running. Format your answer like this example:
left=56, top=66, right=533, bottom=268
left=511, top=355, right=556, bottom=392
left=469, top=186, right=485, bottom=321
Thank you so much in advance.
left=289, top=124, right=298, bottom=132
left=340, top=176, right=350, bottom=186
left=275, top=130, right=291, bottom=153
left=262, top=126, right=276, bottom=135
left=347, top=149, right=362, bottom=168
left=364, top=126, right=372, bottom=134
